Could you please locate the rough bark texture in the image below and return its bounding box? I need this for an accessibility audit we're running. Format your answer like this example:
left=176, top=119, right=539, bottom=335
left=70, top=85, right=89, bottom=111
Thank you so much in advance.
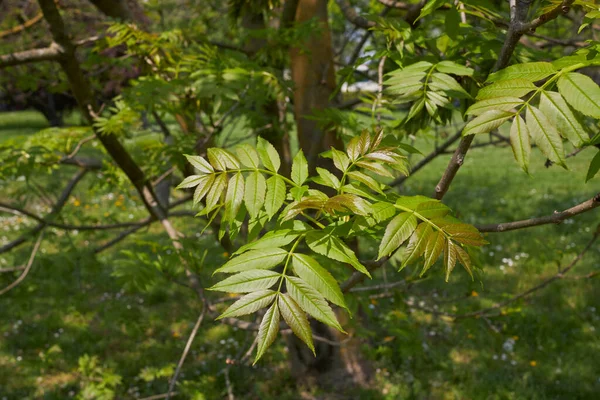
left=290, top=0, right=342, bottom=170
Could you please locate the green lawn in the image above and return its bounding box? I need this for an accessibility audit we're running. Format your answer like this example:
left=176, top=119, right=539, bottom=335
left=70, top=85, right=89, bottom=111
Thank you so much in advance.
left=0, top=111, right=599, bottom=399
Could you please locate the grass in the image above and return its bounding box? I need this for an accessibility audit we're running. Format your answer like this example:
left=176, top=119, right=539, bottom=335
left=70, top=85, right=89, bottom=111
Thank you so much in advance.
left=0, top=110, right=599, bottom=399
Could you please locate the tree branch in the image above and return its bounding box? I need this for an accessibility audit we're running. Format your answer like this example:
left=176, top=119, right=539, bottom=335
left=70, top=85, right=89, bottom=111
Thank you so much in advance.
left=0, top=42, right=63, bottom=68
left=0, top=169, right=88, bottom=254
left=335, top=0, right=376, bottom=29
left=0, top=11, right=43, bottom=39
left=432, top=0, right=573, bottom=201
left=166, top=303, right=207, bottom=400
left=0, top=231, right=45, bottom=296
left=476, top=193, right=600, bottom=233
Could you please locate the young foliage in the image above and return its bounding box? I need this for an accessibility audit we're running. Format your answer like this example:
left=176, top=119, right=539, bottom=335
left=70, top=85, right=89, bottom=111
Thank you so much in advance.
left=463, top=60, right=600, bottom=172
left=385, top=61, right=474, bottom=129
left=178, top=130, right=487, bottom=362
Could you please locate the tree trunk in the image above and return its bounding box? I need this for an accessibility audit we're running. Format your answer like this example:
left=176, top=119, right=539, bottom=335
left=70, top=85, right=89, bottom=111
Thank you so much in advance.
left=290, top=0, right=343, bottom=171
left=287, top=0, right=371, bottom=391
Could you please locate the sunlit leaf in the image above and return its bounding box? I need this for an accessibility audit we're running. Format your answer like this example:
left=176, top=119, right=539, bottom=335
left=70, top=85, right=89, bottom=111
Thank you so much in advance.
left=526, top=105, right=565, bottom=167
left=265, top=176, right=286, bottom=218
left=278, top=294, right=314, bottom=354
left=291, top=150, right=308, bottom=185
left=257, top=137, right=281, bottom=172
left=306, top=230, right=370, bottom=277
left=378, top=212, right=418, bottom=259
left=509, top=115, right=531, bottom=173
left=557, top=72, right=600, bottom=118
left=286, top=276, right=344, bottom=331
left=487, top=62, right=556, bottom=83
left=254, top=302, right=280, bottom=364
left=235, top=144, right=260, bottom=169
left=217, top=290, right=277, bottom=319
left=224, top=173, right=244, bottom=221
left=539, top=91, right=587, bottom=147
left=214, top=248, right=288, bottom=274
left=209, top=270, right=280, bottom=293
left=463, top=110, right=513, bottom=135
left=291, top=254, right=347, bottom=309
left=244, top=171, right=267, bottom=218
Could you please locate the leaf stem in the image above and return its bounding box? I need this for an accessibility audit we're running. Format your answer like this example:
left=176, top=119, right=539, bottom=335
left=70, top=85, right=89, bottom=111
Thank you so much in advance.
left=277, top=237, right=303, bottom=292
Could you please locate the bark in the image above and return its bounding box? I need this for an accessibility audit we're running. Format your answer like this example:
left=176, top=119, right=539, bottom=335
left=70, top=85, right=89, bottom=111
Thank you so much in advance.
left=290, top=0, right=342, bottom=170
left=286, top=0, right=370, bottom=389
left=240, top=8, right=291, bottom=174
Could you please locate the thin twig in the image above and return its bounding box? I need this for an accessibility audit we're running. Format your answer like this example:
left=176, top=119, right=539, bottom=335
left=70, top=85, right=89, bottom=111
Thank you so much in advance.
left=476, top=193, right=600, bottom=232
left=166, top=303, right=207, bottom=400
left=0, top=231, right=45, bottom=296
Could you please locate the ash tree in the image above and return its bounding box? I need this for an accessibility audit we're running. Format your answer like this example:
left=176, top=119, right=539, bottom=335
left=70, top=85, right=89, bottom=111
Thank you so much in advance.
left=1, top=0, right=599, bottom=397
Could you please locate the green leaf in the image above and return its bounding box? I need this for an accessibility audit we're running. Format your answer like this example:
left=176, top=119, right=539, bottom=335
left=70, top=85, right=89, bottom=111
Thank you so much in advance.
left=444, top=224, right=487, bottom=246
left=357, top=130, right=371, bottom=155
left=465, top=97, right=524, bottom=116
left=254, top=302, right=280, bottom=364
left=291, top=150, right=308, bottom=185
left=435, top=61, right=473, bottom=76
left=444, top=241, right=458, bottom=282
left=305, top=230, right=370, bottom=277
left=378, top=212, right=418, bottom=259
left=224, top=173, right=244, bottom=221
left=291, top=254, right=346, bottom=310
left=314, top=167, right=341, bottom=189
left=421, top=230, right=445, bottom=275
left=415, top=201, right=451, bottom=218
left=207, top=148, right=240, bottom=171
left=346, top=136, right=361, bottom=161
left=177, top=175, right=206, bottom=189
left=205, top=173, right=227, bottom=211
left=346, top=171, right=384, bottom=194
left=429, top=73, right=471, bottom=98
left=406, top=98, right=425, bottom=121
left=371, top=202, right=397, bottom=223
left=463, top=110, right=513, bottom=135
left=386, top=77, right=425, bottom=96
left=217, top=290, right=277, bottom=319
left=234, top=230, right=300, bottom=255
left=355, top=161, right=394, bottom=178
left=526, top=105, right=565, bottom=167
left=184, top=154, right=213, bottom=174
left=557, top=72, right=600, bottom=118
left=486, top=62, right=556, bottom=83
left=257, top=137, right=281, bottom=172
left=193, top=174, right=215, bottom=206
left=586, top=150, right=600, bottom=182
left=418, top=0, right=447, bottom=20
left=265, top=176, right=286, bottom=218
left=476, top=79, right=537, bottom=100
left=539, top=91, right=587, bottom=148
left=235, top=144, right=260, bottom=169
left=286, top=276, right=344, bottom=331
left=402, top=224, right=432, bottom=269
left=244, top=171, right=267, bottom=218
left=209, top=270, right=280, bottom=293
left=455, top=245, right=473, bottom=279
left=395, top=195, right=433, bottom=210
left=331, top=148, right=350, bottom=172
left=509, top=115, right=531, bottom=173
left=278, top=294, right=314, bottom=354
left=214, top=248, right=288, bottom=274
